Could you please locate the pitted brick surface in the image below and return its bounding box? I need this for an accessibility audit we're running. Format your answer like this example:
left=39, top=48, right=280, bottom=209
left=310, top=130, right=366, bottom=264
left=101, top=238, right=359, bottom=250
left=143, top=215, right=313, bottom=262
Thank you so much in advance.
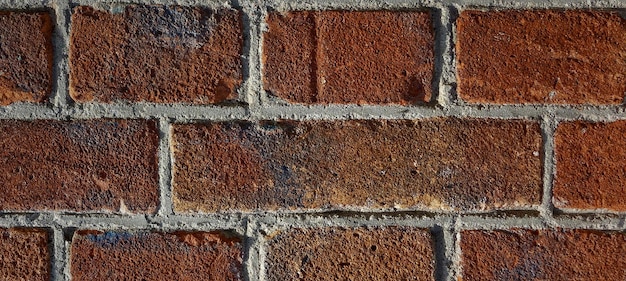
left=457, top=10, right=626, bottom=104
left=264, top=11, right=434, bottom=105
left=70, top=5, right=242, bottom=104
left=0, top=12, right=53, bottom=105
left=0, top=228, right=50, bottom=281
left=172, top=119, right=542, bottom=212
left=0, top=119, right=159, bottom=213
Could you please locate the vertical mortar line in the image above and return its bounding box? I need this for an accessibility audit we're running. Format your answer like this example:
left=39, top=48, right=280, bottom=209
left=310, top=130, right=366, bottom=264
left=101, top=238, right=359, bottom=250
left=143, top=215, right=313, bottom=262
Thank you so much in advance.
left=540, top=116, right=557, bottom=224
left=243, top=218, right=264, bottom=281
left=434, top=4, right=459, bottom=108
left=157, top=118, right=174, bottom=217
left=51, top=226, right=69, bottom=281
left=240, top=2, right=266, bottom=114
left=51, top=0, right=71, bottom=112
left=448, top=217, right=462, bottom=281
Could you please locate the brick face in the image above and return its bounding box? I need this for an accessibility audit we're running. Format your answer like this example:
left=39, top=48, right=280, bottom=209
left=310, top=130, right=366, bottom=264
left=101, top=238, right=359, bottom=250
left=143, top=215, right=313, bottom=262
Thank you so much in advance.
left=71, top=230, right=243, bottom=280
left=265, top=227, right=434, bottom=280
left=70, top=5, right=243, bottom=104
left=264, top=10, right=434, bottom=105
left=0, top=119, right=159, bottom=213
left=461, top=229, right=626, bottom=280
left=0, top=12, right=53, bottom=105
left=457, top=10, right=626, bottom=104
left=0, top=228, right=50, bottom=281
left=554, top=121, right=626, bottom=211
left=171, top=119, right=542, bottom=212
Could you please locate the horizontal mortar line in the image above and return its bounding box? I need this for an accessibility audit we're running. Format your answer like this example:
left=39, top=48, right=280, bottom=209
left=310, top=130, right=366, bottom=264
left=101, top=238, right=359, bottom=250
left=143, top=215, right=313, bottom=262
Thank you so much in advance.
left=1, top=103, right=626, bottom=121
left=0, top=0, right=50, bottom=9
left=0, top=211, right=623, bottom=230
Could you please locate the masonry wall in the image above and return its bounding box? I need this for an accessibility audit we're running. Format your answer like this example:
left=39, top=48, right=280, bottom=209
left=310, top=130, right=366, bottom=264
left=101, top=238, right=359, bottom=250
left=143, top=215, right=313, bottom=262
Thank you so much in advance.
left=0, top=0, right=625, bottom=280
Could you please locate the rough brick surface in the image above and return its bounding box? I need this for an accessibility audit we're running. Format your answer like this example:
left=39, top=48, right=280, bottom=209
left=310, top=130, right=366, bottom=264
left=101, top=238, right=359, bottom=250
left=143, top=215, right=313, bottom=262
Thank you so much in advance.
left=0, top=119, right=159, bottom=213
left=70, top=5, right=242, bottom=103
left=0, top=228, right=50, bottom=281
left=71, top=230, right=242, bottom=280
left=461, top=229, right=626, bottom=280
left=172, top=119, right=541, bottom=212
left=457, top=10, right=626, bottom=104
left=264, top=11, right=434, bottom=104
left=0, top=12, right=53, bottom=105
left=266, top=227, right=434, bottom=280
left=554, top=121, right=626, bottom=211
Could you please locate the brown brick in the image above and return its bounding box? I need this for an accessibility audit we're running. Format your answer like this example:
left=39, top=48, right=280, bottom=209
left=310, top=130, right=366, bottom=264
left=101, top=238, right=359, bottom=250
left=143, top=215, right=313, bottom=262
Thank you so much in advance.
left=71, top=230, right=242, bottom=280
left=0, top=119, right=159, bottom=213
left=70, top=6, right=242, bottom=103
left=0, top=12, right=53, bottom=105
left=461, top=229, right=626, bottom=280
left=457, top=10, right=626, bottom=104
left=554, top=121, right=626, bottom=211
left=171, top=119, right=542, bottom=212
left=263, top=11, right=434, bottom=105
left=266, top=227, right=434, bottom=280
left=0, top=228, right=50, bottom=281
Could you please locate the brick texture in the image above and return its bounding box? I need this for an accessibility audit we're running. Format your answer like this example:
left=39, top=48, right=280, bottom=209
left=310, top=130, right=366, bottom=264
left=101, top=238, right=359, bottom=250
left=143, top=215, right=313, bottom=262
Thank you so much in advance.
left=0, top=119, right=159, bottom=213
left=554, top=121, right=626, bottom=211
left=457, top=10, right=626, bottom=104
left=0, top=228, right=50, bottom=281
left=263, top=10, right=434, bottom=105
left=71, top=230, right=243, bottom=280
left=461, top=229, right=626, bottom=280
left=0, top=12, right=53, bottom=105
left=171, top=119, right=542, bottom=212
left=265, top=227, right=434, bottom=280
left=70, top=5, right=242, bottom=103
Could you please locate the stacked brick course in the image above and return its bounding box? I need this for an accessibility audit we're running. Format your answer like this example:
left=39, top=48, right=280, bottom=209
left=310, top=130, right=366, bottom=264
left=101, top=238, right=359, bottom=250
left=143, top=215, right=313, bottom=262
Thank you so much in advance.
left=0, top=0, right=625, bottom=280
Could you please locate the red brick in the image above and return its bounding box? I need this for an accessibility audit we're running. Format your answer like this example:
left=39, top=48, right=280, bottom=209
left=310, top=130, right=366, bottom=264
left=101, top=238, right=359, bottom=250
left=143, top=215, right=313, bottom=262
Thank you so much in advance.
left=266, top=227, right=434, bottom=280
left=0, top=119, right=159, bottom=213
left=263, top=11, right=434, bottom=104
left=457, top=10, right=626, bottom=104
left=554, top=121, right=626, bottom=211
left=71, top=230, right=242, bottom=280
left=70, top=6, right=242, bottom=103
left=461, top=229, right=626, bottom=280
left=0, top=228, right=50, bottom=281
left=171, top=119, right=542, bottom=212
left=0, top=12, right=53, bottom=105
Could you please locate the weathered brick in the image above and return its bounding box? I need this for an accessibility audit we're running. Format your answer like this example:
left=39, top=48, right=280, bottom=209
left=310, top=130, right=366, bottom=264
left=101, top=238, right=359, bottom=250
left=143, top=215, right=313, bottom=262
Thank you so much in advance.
left=263, top=11, right=434, bottom=104
left=461, top=229, right=626, bottom=280
left=554, top=121, right=626, bottom=211
left=0, top=228, right=50, bottom=281
left=457, top=10, right=626, bottom=104
left=266, top=227, right=434, bottom=280
left=0, top=12, right=53, bottom=105
left=0, top=119, right=159, bottom=213
left=172, top=119, right=542, bottom=212
left=70, top=5, right=242, bottom=103
left=71, top=230, right=242, bottom=280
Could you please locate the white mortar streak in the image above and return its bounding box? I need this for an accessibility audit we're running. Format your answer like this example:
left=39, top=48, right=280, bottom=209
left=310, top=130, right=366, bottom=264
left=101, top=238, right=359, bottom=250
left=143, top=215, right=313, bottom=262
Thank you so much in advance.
left=51, top=227, right=69, bottom=281
left=449, top=218, right=462, bottom=281
left=157, top=119, right=174, bottom=217
left=244, top=220, right=263, bottom=281
left=434, top=5, right=456, bottom=107
left=239, top=1, right=265, bottom=109
left=539, top=116, right=557, bottom=225
left=51, top=0, right=70, bottom=109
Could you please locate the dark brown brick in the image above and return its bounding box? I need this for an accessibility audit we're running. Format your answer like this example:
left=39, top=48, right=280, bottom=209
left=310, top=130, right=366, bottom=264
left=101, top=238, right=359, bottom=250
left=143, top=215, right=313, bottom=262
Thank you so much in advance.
left=0, top=119, right=159, bottom=213
left=70, top=6, right=242, bottom=103
left=172, top=119, right=542, bottom=212
left=71, top=230, right=242, bottom=280
left=266, top=227, right=434, bottom=280
left=554, top=121, right=626, bottom=211
left=461, top=229, right=626, bottom=280
left=457, top=10, right=626, bottom=104
left=0, top=228, right=50, bottom=281
left=0, top=12, right=53, bottom=105
left=263, top=11, right=434, bottom=104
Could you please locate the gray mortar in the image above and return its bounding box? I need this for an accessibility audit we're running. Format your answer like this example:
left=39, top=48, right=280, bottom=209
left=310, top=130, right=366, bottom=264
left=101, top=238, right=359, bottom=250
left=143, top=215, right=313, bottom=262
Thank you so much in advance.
left=0, top=0, right=624, bottom=280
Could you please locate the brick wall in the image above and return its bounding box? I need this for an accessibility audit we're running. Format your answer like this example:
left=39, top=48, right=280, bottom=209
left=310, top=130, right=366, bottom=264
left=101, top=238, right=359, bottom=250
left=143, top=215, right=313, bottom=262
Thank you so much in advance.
left=0, top=0, right=625, bottom=280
